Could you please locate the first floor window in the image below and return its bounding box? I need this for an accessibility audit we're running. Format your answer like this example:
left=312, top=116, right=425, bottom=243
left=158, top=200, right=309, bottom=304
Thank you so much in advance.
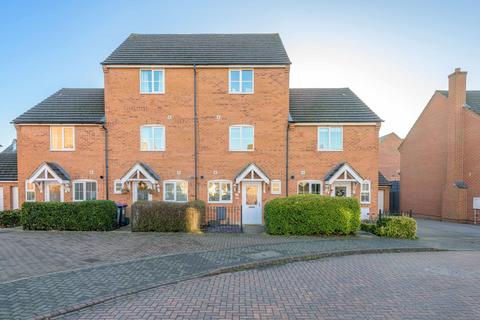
left=271, top=180, right=281, bottom=195
left=229, top=125, right=254, bottom=151
left=164, top=180, right=188, bottom=202
left=208, top=180, right=232, bottom=203
left=73, top=181, right=97, bottom=201
left=361, top=180, right=371, bottom=204
left=140, top=69, right=164, bottom=94
left=141, top=125, right=165, bottom=151
left=50, top=126, right=75, bottom=151
left=26, top=182, right=36, bottom=202
left=298, top=181, right=322, bottom=195
left=318, top=127, right=343, bottom=151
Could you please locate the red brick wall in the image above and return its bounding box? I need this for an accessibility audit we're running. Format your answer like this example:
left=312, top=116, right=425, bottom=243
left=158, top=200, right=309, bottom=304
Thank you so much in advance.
left=464, top=109, right=480, bottom=222
left=400, top=93, right=448, bottom=218
left=379, top=133, right=402, bottom=181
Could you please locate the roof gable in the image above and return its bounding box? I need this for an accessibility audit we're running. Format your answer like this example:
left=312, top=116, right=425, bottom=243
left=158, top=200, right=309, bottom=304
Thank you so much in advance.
left=13, top=88, right=105, bottom=124
left=102, top=33, right=291, bottom=66
left=289, top=88, right=382, bottom=123
left=437, top=90, right=480, bottom=115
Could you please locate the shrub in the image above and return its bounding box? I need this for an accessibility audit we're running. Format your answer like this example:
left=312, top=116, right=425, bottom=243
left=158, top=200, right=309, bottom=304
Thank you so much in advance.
left=361, top=216, right=417, bottom=239
left=131, top=200, right=205, bottom=232
left=0, top=210, right=22, bottom=228
left=264, top=195, right=360, bottom=236
left=21, top=201, right=117, bottom=231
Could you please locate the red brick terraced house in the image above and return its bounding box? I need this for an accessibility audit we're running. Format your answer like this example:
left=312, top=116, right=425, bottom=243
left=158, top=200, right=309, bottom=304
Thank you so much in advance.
left=400, top=68, right=480, bottom=223
left=10, top=34, right=382, bottom=225
left=0, top=140, right=18, bottom=211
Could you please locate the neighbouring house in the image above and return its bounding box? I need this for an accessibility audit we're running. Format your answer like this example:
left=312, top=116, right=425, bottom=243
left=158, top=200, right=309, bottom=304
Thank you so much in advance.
left=400, top=68, right=480, bottom=223
left=379, top=132, right=402, bottom=181
left=10, top=33, right=382, bottom=225
left=0, top=140, right=18, bottom=211
left=378, top=172, right=392, bottom=214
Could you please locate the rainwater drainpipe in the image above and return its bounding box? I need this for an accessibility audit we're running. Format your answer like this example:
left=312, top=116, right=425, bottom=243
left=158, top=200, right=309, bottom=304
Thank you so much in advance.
left=285, top=122, right=290, bottom=196
left=193, top=64, right=198, bottom=200
left=102, top=124, right=109, bottom=200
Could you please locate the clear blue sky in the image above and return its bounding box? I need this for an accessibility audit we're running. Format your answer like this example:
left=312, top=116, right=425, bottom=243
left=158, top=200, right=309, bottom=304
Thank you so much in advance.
left=1, top=0, right=479, bottom=150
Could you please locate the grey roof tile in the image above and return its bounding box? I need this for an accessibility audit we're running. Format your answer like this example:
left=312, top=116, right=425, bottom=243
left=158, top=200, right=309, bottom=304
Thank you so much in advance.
left=102, top=34, right=291, bottom=65
left=1, top=140, right=16, bottom=154
left=438, top=90, right=480, bottom=115
left=13, top=88, right=105, bottom=124
left=45, top=162, right=71, bottom=181
left=139, top=162, right=160, bottom=181
left=378, top=172, right=392, bottom=186
left=289, top=88, right=382, bottom=123
left=0, top=153, right=17, bottom=181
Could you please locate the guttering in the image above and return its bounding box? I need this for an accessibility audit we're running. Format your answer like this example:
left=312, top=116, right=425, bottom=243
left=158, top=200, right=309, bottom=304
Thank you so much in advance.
left=292, top=122, right=380, bottom=126
left=193, top=64, right=198, bottom=200
left=102, top=124, right=109, bottom=200
left=102, top=64, right=288, bottom=69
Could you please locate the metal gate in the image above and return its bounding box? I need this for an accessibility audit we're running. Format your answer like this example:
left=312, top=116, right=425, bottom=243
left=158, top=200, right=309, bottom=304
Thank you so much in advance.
left=203, top=205, right=243, bottom=233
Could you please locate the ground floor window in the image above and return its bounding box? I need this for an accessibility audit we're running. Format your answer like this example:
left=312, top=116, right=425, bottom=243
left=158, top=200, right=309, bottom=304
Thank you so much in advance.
left=297, top=181, right=322, bottom=195
left=73, top=180, right=97, bottom=201
left=164, top=180, right=188, bottom=202
left=25, top=182, right=36, bottom=202
left=208, top=180, right=232, bottom=203
left=361, top=180, right=371, bottom=204
left=271, top=180, right=281, bottom=195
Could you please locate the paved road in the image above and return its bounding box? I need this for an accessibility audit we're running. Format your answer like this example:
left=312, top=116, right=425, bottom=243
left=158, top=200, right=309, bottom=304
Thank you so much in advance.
left=59, top=251, right=480, bottom=320
left=416, top=219, right=480, bottom=250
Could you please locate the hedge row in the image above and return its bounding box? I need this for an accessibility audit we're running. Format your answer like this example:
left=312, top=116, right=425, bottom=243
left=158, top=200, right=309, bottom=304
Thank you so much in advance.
left=131, top=200, right=205, bottom=232
left=265, top=195, right=361, bottom=236
left=22, top=201, right=118, bottom=231
left=0, top=210, right=22, bottom=228
left=361, top=216, right=417, bottom=239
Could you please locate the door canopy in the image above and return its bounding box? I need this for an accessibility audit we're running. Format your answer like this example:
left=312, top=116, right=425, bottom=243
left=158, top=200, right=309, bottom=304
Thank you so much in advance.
left=28, top=162, right=70, bottom=184
left=120, top=162, right=160, bottom=184
left=234, top=163, right=270, bottom=184
left=324, top=162, right=363, bottom=185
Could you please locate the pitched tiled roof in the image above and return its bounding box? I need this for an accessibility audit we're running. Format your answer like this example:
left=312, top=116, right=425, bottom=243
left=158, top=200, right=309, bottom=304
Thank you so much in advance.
left=45, top=162, right=71, bottom=181
left=0, top=153, right=17, bottom=181
left=139, top=162, right=160, bottom=181
left=1, top=140, right=16, bottom=154
left=289, top=88, right=382, bottom=123
left=437, top=90, right=480, bottom=115
left=102, top=34, right=291, bottom=65
left=13, top=88, right=105, bottom=124
left=378, top=172, right=392, bottom=186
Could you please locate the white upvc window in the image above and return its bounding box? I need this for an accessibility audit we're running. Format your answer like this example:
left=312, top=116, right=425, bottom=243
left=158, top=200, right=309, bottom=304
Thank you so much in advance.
left=361, top=180, right=371, bottom=204
left=271, top=180, right=281, bottom=195
left=298, top=180, right=322, bottom=195
left=50, top=127, right=75, bottom=151
left=163, top=180, right=188, bottom=202
left=140, top=69, right=165, bottom=94
left=208, top=180, right=233, bottom=203
left=113, top=180, right=123, bottom=194
left=318, top=127, right=343, bottom=151
left=25, top=182, right=36, bottom=202
left=140, top=125, right=165, bottom=151
left=229, top=69, right=254, bottom=94
left=229, top=125, right=254, bottom=151
left=73, top=180, right=97, bottom=201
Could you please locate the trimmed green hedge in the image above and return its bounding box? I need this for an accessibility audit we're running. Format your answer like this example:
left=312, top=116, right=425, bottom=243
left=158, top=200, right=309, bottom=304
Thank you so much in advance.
left=265, top=195, right=361, bottom=235
left=361, top=216, right=417, bottom=239
left=0, top=210, right=22, bottom=228
left=131, top=200, right=205, bottom=232
left=21, top=201, right=117, bottom=231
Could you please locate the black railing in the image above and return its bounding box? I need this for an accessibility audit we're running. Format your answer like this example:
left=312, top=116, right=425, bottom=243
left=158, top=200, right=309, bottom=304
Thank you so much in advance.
left=203, top=205, right=243, bottom=233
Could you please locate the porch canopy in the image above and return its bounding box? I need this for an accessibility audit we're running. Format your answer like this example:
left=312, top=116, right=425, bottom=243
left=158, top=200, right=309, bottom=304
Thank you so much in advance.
left=120, top=162, right=160, bottom=184
left=234, top=163, right=270, bottom=184
left=324, top=162, right=363, bottom=185
left=28, top=162, right=71, bottom=185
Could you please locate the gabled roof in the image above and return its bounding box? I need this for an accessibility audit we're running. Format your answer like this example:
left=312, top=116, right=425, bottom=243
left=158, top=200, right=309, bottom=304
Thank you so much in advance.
left=437, top=90, right=480, bottom=115
left=13, top=88, right=105, bottom=124
left=289, top=88, right=382, bottom=123
left=46, top=162, right=71, bottom=181
left=378, top=172, right=392, bottom=186
left=28, top=162, right=70, bottom=183
left=0, top=153, right=17, bottom=181
left=102, top=33, right=291, bottom=66
left=234, top=163, right=270, bottom=184
left=379, top=132, right=402, bottom=143
left=324, top=162, right=364, bottom=184
left=120, top=162, right=160, bottom=184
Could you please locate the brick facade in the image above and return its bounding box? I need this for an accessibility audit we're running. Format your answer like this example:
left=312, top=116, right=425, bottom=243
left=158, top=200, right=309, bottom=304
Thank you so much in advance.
left=379, top=133, right=402, bottom=181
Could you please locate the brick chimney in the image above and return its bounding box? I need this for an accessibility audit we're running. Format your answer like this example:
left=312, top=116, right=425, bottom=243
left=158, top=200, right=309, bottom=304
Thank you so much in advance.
left=442, top=68, right=468, bottom=220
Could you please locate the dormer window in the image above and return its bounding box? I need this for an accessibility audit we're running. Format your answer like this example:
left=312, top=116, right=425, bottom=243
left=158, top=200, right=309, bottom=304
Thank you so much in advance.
left=140, top=70, right=165, bottom=94
left=229, top=69, right=254, bottom=94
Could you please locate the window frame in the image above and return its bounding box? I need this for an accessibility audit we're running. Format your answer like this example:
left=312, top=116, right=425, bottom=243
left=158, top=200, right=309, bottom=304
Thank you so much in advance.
left=139, top=69, right=165, bottom=94
left=163, top=180, right=188, bottom=203
left=360, top=180, right=371, bottom=204
left=229, top=125, right=255, bottom=152
left=25, top=181, right=36, bottom=202
left=317, top=127, right=343, bottom=151
left=271, top=180, right=282, bottom=195
left=50, top=126, right=75, bottom=151
left=207, top=180, right=233, bottom=204
left=73, top=180, right=98, bottom=202
left=140, top=125, right=166, bottom=152
left=228, top=69, right=254, bottom=94
left=297, top=180, right=323, bottom=195
left=113, top=180, right=123, bottom=194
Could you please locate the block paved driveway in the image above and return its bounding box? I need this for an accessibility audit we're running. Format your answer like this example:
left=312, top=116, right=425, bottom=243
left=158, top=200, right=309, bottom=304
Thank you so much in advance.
left=59, top=251, right=480, bottom=320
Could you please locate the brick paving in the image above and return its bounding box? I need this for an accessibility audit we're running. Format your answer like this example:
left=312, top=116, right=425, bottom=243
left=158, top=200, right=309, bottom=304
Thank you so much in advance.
left=59, top=251, right=480, bottom=320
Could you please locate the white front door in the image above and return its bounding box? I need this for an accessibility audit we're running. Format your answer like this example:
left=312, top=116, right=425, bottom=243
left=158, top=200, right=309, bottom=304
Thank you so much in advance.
left=45, top=183, right=63, bottom=202
left=378, top=190, right=385, bottom=214
left=332, top=182, right=351, bottom=197
left=242, top=182, right=262, bottom=225
left=0, top=187, right=3, bottom=211
left=132, top=181, right=152, bottom=202
left=11, top=187, right=19, bottom=210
